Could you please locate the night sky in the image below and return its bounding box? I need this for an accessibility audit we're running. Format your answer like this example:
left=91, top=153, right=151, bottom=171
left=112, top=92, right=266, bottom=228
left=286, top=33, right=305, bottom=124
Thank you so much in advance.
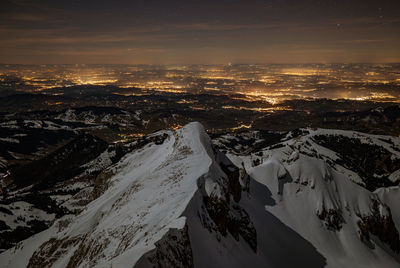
left=1, top=0, right=400, bottom=64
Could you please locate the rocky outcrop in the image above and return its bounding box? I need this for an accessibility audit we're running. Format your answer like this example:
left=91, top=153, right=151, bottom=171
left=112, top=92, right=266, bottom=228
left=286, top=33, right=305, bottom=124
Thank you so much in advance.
left=202, top=195, right=257, bottom=252
left=28, top=237, right=81, bottom=268
left=90, top=170, right=114, bottom=201
left=136, top=225, right=193, bottom=268
left=357, top=199, right=400, bottom=254
left=317, top=207, right=344, bottom=231
left=200, top=149, right=257, bottom=252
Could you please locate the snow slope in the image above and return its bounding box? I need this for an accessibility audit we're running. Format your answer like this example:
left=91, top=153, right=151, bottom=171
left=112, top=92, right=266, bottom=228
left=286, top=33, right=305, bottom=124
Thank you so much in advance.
left=0, top=122, right=213, bottom=267
left=248, top=154, right=399, bottom=267
left=376, top=187, right=400, bottom=231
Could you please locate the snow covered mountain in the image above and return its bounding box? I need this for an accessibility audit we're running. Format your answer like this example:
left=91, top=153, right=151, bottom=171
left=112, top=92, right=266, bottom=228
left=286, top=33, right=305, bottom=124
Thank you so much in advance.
left=215, top=128, right=400, bottom=190
left=1, top=122, right=399, bottom=267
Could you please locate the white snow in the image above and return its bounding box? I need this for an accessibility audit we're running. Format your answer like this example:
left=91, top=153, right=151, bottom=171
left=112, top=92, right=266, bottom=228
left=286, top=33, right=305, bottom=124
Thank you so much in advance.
left=248, top=153, right=399, bottom=267
left=0, top=121, right=19, bottom=129
left=0, top=122, right=214, bottom=267
left=0, top=138, right=19, bottom=144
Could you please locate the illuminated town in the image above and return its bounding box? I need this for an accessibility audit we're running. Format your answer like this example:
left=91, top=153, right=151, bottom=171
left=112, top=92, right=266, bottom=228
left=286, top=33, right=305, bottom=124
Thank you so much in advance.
left=1, top=64, right=399, bottom=103
left=0, top=64, right=399, bottom=143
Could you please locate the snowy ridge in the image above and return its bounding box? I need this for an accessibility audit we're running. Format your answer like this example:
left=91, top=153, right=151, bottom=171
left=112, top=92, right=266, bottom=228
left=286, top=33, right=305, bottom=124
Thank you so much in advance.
left=231, top=128, right=400, bottom=188
left=0, top=122, right=214, bottom=267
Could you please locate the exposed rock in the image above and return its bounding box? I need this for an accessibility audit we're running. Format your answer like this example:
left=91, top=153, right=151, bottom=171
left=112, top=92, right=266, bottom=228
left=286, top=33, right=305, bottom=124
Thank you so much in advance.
left=357, top=199, right=400, bottom=254
left=202, top=195, right=257, bottom=252
left=28, top=237, right=81, bottom=268
left=317, top=207, right=344, bottom=231
left=136, top=225, right=193, bottom=268
left=90, top=169, right=115, bottom=200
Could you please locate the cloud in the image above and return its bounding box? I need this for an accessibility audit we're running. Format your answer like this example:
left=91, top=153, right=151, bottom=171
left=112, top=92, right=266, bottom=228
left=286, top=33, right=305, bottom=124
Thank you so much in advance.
left=1, top=0, right=400, bottom=63
left=5, top=13, right=46, bottom=21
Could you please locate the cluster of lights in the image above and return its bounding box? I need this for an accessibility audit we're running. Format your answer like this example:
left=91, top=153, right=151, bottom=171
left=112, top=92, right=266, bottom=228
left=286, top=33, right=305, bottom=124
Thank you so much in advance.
left=222, top=105, right=292, bottom=112
left=1, top=65, right=399, bottom=104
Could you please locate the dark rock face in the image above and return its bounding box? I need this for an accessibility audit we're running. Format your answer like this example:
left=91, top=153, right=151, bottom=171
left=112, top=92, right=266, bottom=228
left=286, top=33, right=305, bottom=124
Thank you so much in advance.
left=228, top=204, right=257, bottom=252
left=200, top=149, right=257, bottom=252
left=357, top=199, right=400, bottom=254
left=90, top=170, right=114, bottom=201
left=202, top=195, right=257, bottom=252
left=316, top=207, right=344, bottom=231
left=151, top=133, right=169, bottom=145
left=218, top=159, right=243, bottom=203
left=138, top=225, right=194, bottom=268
